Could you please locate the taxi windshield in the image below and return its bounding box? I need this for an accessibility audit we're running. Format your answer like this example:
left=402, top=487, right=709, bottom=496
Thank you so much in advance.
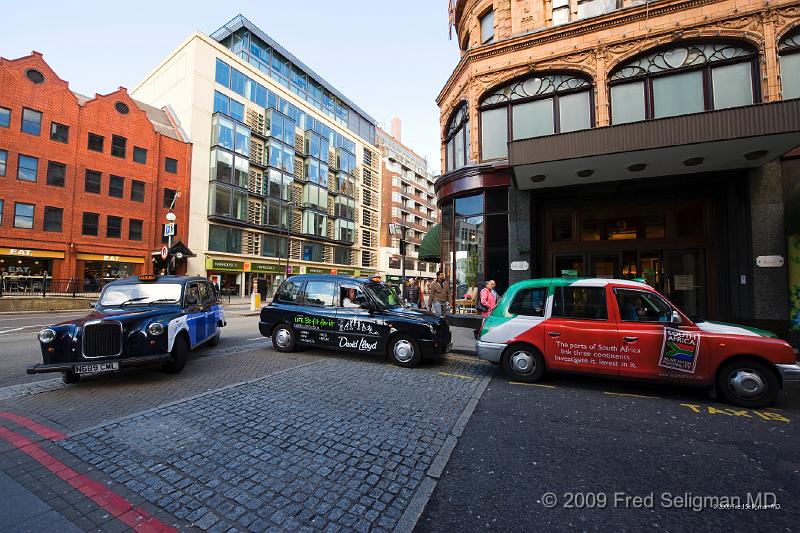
left=366, top=283, right=403, bottom=309
left=99, top=283, right=182, bottom=306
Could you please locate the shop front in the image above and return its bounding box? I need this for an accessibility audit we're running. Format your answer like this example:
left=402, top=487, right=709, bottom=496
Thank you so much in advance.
left=76, top=253, right=145, bottom=284
left=0, top=247, right=65, bottom=277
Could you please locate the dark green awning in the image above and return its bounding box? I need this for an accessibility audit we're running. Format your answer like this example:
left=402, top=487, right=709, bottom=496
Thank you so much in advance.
left=418, top=223, right=441, bottom=263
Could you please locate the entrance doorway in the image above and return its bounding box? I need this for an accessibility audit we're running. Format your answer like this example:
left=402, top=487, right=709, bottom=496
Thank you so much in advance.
left=543, top=198, right=713, bottom=320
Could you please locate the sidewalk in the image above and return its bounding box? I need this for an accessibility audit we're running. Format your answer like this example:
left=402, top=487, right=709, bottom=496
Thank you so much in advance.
left=0, top=470, right=81, bottom=533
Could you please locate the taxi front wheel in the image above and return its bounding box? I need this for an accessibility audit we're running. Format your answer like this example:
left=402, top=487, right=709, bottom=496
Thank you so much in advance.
left=716, top=359, right=779, bottom=408
left=272, top=324, right=296, bottom=353
left=502, top=344, right=546, bottom=383
left=389, top=334, right=422, bottom=368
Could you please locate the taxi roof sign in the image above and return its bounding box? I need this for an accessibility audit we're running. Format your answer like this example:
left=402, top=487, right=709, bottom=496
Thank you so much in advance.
left=138, top=274, right=158, bottom=281
left=370, top=276, right=382, bottom=282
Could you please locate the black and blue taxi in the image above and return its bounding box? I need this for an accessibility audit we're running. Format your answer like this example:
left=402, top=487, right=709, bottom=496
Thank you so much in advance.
left=259, top=275, right=451, bottom=366
left=28, top=275, right=225, bottom=383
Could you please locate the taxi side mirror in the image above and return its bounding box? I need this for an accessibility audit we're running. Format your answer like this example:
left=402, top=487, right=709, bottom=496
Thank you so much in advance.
left=671, top=311, right=681, bottom=324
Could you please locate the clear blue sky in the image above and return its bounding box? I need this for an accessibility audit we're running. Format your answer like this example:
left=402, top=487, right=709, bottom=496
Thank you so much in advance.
left=2, top=0, right=462, bottom=174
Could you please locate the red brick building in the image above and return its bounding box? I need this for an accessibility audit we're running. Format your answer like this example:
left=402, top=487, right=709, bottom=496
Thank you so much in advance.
left=0, top=52, right=191, bottom=285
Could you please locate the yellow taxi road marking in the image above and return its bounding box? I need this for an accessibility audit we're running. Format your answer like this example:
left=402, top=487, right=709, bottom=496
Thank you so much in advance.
left=680, top=403, right=791, bottom=423
left=603, top=391, right=661, bottom=400
left=438, top=372, right=473, bottom=380
left=509, top=382, right=556, bottom=389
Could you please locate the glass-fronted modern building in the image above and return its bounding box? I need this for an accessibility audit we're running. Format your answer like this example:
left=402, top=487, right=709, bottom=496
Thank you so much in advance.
left=132, top=15, right=381, bottom=298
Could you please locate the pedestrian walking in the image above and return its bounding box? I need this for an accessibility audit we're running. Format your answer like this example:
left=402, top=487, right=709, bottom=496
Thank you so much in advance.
left=428, top=270, right=451, bottom=316
left=406, top=278, right=424, bottom=308
left=478, top=280, right=498, bottom=317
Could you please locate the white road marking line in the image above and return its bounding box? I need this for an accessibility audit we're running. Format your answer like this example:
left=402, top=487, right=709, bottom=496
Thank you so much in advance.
left=247, top=337, right=264, bottom=341
left=0, top=313, right=84, bottom=322
left=0, top=325, right=52, bottom=335
left=510, top=382, right=556, bottom=389
left=604, top=391, right=661, bottom=399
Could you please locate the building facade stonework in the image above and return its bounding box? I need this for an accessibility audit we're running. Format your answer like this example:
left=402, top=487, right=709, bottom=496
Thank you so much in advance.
left=0, top=52, right=191, bottom=284
left=437, top=0, right=800, bottom=341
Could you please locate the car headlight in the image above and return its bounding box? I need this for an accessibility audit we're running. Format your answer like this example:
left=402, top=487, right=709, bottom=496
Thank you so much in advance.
left=38, top=329, right=56, bottom=343
left=147, top=322, right=165, bottom=336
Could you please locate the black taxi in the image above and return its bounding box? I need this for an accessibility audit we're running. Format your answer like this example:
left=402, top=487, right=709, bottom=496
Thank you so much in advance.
left=259, top=275, right=451, bottom=366
left=28, top=275, right=225, bottom=383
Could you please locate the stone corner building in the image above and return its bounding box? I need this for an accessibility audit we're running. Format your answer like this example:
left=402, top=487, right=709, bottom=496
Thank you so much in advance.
left=436, top=0, right=800, bottom=342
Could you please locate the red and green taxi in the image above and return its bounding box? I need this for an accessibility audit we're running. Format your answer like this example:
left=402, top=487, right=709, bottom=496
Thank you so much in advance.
left=476, top=278, right=800, bottom=407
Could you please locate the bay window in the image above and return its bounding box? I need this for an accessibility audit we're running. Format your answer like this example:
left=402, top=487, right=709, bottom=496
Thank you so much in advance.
left=444, top=103, right=469, bottom=171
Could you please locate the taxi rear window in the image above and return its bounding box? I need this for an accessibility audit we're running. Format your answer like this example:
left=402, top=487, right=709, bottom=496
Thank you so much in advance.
left=275, top=280, right=303, bottom=304
left=508, top=288, right=547, bottom=316
left=552, top=286, right=607, bottom=320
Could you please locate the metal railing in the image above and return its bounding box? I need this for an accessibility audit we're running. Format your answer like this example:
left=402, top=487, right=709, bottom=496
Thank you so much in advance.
left=0, top=274, right=111, bottom=298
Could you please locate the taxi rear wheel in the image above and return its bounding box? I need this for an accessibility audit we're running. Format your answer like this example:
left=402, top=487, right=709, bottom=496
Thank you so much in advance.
left=502, top=344, right=546, bottom=383
left=162, top=335, right=188, bottom=374
left=388, top=334, right=422, bottom=368
left=207, top=330, right=221, bottom=347
left=272, top=324, right=296, bottom=353
left=716, top=359, right=779, bottom=408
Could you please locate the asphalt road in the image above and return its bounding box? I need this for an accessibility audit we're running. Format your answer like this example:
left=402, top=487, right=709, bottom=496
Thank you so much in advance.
left=0, top=309, right=265, bottom=390
left=416, top=368, right=800, bottom=533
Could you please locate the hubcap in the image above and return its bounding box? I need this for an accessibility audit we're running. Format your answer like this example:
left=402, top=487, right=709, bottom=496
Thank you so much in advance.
left=394, top=340, right=414, bottom=363
left=728, top=369, right=766, bottom=399
left=275, top=328, right=291, bottom=348
left=510, top=351, right=535, bottom=376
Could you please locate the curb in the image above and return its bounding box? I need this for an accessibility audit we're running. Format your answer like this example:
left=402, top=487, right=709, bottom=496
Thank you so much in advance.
left=395, top=371, right=493, bottom=532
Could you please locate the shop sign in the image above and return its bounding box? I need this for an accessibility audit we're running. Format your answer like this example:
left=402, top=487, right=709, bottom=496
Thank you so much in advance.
left=387, top=275, right=403, bottom=281
left=510, top=261, right=529, bottom=271
left=561, top=269, right=578, bottom=278
left=0, top=248, right=65, bottom=259
left=673, top=275, right=695, bottom=291
left=76, top=253, right=144, bottom=264
left=205, top=258, right=244, bottom=271
left=250, top=263, right=282, bottom=273
left=306, top=267, right=332, bottom=274
left=755, top=255, right=784, bottom=268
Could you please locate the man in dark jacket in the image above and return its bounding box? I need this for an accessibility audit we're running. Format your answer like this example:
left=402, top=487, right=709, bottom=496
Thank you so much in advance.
left=406, top=278, right=424, bottom=308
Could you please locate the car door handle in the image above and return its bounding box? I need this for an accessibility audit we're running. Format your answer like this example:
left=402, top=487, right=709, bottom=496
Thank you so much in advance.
left=623, top=336, right=638, bottom=342
left=548, top=332, right=560, bottom=337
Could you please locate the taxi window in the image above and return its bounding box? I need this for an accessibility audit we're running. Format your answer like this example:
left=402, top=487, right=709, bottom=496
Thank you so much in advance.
left=552, top=286, right=607, bottom=320
left=508, top=288, right=547, bottom=317
left=275, top=280, right=303, bottom=304
left=302, top=281, right=336, bottom=307
left=615, top=288, right=672, bottom=322
left=184, top=284, right=200, bottom=307
left=199, top=283, right=212, bottom=306
left=340, top=285, right=366, bottom=308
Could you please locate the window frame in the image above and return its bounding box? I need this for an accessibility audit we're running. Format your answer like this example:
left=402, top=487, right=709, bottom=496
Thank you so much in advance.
left=131, top=180, right=145, bottom=202
left=508, top=287, right=548, bottom=317
left=164, top=157, right=178, bottom=174
left=13, top=202, right=35, bottom=229
left=46, top=161, right=66, bottom=187
left=478, top=72, right=595, bottom=161
left=608, top=41, right=760, bottom=123
left=21, top=108, right=42, bottom=136
left=106, top=215, right=122, bottom=239
left=301, top=280, right=337, bottom=307
left=479, top=8, right=495, bottom=44
left=109, top=175, right=125, bottom=198
left=133, top=146, right=147, bottom=164
left=85, top=169, right=102, bottom=194
left=43, top=206, right=63, bottom=233
left=87, top=132, right=104, bottom=153
left=613, top=288, right=675, bottom=323
left=82, top=212, right=100, bottom=236
left=50, top=121, right=69, bottom=143
left=129, top=219, right=143, bottom=241
left=0, top=107, right=10, bottom=128
left=444, top=102, right=469, bottom=172
left=111, top=135, right=127, bottom=159
left=17, top=154, right=39, bottom=182
left=0, top=149, right=6, bottom=177
left=779, top=29, right=800, bottom=100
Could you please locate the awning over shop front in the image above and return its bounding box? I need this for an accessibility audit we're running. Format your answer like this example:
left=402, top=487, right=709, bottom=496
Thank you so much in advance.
left=419, top=223, right=441, bottom=263
left=0, top=247, right=64, bottom=259
left=509, top=99, right=800, bottom=190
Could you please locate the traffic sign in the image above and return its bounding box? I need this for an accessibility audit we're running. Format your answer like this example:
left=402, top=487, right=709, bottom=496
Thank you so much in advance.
left=164, top=223, right=175, bottom=237
left=160, top=245, right=169, bottom=261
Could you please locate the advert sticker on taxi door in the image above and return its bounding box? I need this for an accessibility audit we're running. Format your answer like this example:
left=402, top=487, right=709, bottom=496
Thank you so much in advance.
left=659, top=328, right=700, bottom=373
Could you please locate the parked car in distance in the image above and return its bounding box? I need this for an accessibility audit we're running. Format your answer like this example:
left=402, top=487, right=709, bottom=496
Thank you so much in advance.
left=476, top=278, right=800, bottom=408
left=259, top=275, right=451, bottom=367
left=28, top=275, right=225, bottom=383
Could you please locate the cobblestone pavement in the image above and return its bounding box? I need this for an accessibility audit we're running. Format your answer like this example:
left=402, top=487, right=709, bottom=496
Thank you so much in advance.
left=48, top=354, right=491, bottom=531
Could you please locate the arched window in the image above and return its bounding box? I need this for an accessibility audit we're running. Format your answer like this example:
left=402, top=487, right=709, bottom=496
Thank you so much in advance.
left=609, top=42, right=758, bottom=124
left=445, top=103, right=470, bottom=172
left=479, top=73, right=593, bottom=160
left=779, top=29, right=800, bottom=100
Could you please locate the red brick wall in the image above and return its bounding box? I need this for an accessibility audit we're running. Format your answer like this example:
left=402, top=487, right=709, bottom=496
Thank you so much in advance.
left=0, top=52, right=191, bottom=279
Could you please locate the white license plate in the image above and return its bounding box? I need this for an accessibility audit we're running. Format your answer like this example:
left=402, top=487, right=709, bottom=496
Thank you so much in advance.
left=75, top=362, right=119, bottom=374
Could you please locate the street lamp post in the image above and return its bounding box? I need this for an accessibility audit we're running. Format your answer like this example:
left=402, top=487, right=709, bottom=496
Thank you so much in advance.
left=165, top=211, right=176, bottom=275
left=388, top=222, right=407, bottom=292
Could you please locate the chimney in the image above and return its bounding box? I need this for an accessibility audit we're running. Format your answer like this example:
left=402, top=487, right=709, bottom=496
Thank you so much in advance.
left=390, top=117, right=402, bottom=141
